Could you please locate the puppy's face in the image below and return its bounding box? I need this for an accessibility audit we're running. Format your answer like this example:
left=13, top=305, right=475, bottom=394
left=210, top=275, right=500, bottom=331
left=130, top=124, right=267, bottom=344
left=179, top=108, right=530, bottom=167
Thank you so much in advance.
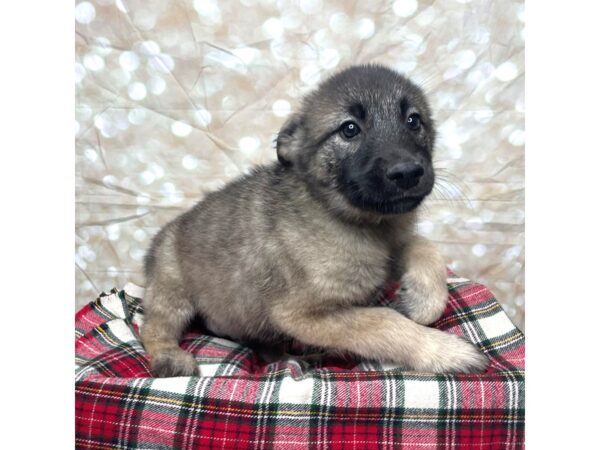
left=277, top=65, right=436, bottom=218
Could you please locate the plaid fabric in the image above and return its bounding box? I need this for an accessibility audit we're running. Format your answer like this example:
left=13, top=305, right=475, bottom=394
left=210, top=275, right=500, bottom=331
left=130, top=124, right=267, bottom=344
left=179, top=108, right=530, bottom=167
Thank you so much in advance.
left=75, top=274, right=524, bottom=449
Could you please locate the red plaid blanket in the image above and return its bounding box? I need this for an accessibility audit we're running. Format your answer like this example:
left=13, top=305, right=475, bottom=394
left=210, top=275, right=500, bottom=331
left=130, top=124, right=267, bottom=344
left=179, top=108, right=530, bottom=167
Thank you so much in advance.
left=75, top=275, right=524, bottom=449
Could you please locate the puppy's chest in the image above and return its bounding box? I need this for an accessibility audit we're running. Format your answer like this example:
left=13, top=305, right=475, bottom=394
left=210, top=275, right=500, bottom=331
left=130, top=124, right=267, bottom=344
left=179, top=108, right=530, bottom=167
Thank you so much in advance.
left=300, top=228, right=392, bottom=301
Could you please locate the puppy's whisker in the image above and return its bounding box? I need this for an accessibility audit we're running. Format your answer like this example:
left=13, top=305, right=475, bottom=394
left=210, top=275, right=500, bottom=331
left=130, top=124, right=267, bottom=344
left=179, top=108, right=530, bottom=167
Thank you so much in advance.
left=430, top=185, right=456, bottom=204
left=433, top=178, right=473, bottom=209
left=430, top=184, right=450, bottom=201
left=434, top=166, right=474, bottom=205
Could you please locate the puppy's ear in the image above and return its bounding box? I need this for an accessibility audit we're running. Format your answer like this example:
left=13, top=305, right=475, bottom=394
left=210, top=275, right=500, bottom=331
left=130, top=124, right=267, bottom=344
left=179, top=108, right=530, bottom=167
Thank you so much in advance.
left=276, top=114, right=304, bottom=168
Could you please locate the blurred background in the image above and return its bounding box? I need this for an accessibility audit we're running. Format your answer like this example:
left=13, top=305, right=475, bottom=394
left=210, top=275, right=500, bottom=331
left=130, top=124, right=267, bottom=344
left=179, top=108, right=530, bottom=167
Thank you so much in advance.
left=75, top=0, right=524, bottom=331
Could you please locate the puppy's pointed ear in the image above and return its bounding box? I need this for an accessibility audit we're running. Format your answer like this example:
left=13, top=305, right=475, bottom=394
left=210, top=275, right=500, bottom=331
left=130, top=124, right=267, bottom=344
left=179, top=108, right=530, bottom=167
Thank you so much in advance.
left=276, top=114, right=304, bottom=168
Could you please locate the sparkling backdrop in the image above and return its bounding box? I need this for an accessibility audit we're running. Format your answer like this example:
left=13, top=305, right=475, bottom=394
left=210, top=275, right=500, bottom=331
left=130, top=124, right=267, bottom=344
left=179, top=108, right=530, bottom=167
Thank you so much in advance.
left=75, top=0, right=525, bottom=331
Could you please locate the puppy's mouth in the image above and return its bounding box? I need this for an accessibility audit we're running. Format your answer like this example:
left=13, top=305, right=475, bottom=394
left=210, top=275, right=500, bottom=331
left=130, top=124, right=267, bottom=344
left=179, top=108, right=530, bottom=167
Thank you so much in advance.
left=346, top=192, right=425, bottom=215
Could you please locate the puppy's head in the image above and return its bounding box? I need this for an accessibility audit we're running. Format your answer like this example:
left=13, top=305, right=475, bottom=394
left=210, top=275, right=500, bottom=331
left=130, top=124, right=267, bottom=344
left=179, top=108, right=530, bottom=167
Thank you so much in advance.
left=277, top=64, right=436, bottom=221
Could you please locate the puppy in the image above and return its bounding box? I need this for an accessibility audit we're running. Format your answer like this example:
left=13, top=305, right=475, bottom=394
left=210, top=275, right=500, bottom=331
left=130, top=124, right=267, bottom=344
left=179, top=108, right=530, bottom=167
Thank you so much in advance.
left=141, top=64, right=489, bottom=377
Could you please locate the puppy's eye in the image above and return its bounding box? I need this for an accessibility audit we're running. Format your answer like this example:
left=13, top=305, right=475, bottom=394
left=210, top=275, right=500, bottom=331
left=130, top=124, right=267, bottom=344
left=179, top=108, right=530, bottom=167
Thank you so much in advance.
left=340, top=121, right=361, bottom=139
left=406, top=113, right=421, bottom=131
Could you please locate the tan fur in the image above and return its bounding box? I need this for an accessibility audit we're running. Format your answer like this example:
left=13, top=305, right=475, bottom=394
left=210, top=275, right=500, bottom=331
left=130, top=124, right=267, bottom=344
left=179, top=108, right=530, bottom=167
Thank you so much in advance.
left=395, top=235, right=449, bottom=325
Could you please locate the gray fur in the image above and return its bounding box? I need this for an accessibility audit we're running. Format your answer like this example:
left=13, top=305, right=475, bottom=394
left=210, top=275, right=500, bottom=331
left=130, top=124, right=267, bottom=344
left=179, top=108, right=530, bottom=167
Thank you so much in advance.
left=141, top=64, right=489, bottom=377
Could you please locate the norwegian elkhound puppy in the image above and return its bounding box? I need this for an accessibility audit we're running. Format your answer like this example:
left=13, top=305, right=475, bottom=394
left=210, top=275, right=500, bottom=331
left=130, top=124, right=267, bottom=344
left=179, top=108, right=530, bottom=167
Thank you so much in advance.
left=141, top=64, right=489, bottom=377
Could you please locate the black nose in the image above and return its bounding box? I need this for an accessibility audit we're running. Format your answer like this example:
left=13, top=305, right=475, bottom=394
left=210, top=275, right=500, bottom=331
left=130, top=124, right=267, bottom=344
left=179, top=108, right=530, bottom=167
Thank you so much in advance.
left=386, top=161, right=424, bottom=189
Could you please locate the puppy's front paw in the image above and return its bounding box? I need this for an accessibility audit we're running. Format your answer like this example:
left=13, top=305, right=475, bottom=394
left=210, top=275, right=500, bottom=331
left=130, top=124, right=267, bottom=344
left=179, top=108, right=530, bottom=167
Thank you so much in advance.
left=397, top=269, right=448, bottom=325
left=438, top=334, right=489, bottom=374
left=415, top=330, right=489, bottom=374
left=151, top=349, right=200, bottom=377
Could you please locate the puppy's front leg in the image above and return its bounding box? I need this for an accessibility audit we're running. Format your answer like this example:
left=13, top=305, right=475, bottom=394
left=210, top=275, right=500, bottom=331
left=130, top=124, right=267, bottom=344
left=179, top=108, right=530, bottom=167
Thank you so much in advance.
left=395, top=235, right=449, bottom=325
left=271, top=303, right=487, bottom=373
